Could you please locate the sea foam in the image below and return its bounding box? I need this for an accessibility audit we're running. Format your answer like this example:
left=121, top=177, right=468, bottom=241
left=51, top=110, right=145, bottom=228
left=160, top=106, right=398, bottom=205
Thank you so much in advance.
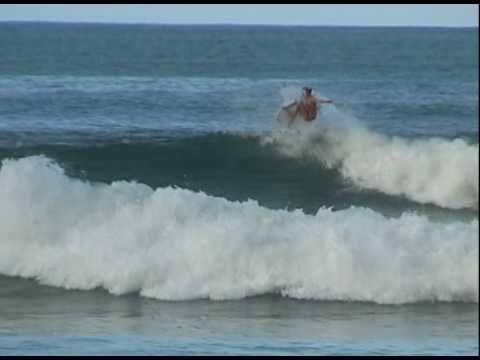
left=0, top=156, right=478, bottom=303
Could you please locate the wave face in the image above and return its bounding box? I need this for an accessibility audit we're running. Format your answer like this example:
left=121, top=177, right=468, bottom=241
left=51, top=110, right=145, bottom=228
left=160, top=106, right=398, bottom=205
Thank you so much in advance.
left=0, top=156, right=477, bottom=304
left=1, top=128, right=477, bottom=218
left=264, top=106, right=479, bottom=210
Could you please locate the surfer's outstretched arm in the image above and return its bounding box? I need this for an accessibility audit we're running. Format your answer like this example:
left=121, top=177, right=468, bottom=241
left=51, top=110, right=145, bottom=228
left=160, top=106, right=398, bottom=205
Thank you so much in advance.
left=315, top=97, right=333, bottom=104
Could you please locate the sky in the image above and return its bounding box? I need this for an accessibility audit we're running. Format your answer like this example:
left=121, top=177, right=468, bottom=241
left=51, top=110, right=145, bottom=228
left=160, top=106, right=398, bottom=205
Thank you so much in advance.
left=0, top=4, right=478, bottom=27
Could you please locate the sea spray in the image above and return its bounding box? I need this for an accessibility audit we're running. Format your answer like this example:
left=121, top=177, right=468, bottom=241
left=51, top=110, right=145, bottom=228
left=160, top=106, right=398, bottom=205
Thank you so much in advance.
left=264, top=104, right=479, bottom=210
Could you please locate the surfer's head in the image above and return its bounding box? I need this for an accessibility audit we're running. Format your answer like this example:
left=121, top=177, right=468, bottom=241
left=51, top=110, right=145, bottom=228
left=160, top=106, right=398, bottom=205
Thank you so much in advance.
left=303, top=87, right=312, bottom=96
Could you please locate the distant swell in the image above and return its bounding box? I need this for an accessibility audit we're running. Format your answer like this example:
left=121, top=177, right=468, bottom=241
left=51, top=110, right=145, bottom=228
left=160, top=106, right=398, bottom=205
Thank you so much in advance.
left=264, top=106, right=479, bottom=210
left=0, top=156, right=477, bottom=304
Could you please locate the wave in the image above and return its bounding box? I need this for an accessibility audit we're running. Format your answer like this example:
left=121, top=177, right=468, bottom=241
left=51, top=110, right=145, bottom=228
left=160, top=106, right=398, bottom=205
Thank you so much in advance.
left=1, top=129, right=478, bottom=218
left=264, top=105, right=479, bottom=210
left=0, top=156, right=477, bottom=304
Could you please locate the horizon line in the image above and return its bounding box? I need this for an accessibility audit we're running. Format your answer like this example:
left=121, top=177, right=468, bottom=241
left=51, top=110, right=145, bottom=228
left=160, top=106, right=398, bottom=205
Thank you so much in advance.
left=0, top=20, right=477, bottom=28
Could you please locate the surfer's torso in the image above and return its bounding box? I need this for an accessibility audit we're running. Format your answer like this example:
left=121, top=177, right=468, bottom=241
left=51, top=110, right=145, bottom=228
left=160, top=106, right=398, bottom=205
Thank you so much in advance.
left=298, top=96, right=318, bottom=121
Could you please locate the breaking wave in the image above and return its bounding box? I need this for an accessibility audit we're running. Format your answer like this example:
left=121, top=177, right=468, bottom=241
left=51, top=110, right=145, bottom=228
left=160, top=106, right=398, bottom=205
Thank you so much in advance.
left=0, top=156, right=477, bottom=304
left=265, top=105, right=478, bottom=210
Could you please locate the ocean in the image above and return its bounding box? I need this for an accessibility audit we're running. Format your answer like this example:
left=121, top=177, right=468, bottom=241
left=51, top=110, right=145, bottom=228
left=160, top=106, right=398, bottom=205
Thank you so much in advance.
left=0, top=22, right=478, bottom=355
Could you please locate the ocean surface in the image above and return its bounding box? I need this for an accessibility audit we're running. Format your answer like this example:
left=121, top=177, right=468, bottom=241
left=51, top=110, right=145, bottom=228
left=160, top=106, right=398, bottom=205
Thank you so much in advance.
left=0, top=22, right=478, bottom=355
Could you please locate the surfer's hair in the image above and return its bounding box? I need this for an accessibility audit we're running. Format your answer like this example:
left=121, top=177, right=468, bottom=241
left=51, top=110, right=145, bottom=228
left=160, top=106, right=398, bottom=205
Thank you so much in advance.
left=303, top=87, right=312, bottom=95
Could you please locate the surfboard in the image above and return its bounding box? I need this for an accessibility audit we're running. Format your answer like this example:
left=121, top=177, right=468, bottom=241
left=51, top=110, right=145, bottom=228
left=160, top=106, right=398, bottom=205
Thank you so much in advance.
left=276, top=100, right=298, bottom=126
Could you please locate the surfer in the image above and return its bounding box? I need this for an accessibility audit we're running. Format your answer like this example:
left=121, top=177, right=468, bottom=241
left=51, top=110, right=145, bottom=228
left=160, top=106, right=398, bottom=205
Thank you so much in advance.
left=281, top=87, right=333, bottom=125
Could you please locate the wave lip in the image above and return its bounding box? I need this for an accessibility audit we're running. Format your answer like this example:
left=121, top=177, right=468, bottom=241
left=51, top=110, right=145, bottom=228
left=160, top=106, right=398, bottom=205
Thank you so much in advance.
left=266, top=106, right=479, bottom=210
left=0, top=156, right=478, bottom=304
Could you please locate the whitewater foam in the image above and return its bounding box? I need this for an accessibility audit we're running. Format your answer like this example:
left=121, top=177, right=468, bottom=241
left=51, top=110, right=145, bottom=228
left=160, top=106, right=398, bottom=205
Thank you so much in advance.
left=264, top=105, right=479, bottom=210
left=0, top=156, right=477, bottom=303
